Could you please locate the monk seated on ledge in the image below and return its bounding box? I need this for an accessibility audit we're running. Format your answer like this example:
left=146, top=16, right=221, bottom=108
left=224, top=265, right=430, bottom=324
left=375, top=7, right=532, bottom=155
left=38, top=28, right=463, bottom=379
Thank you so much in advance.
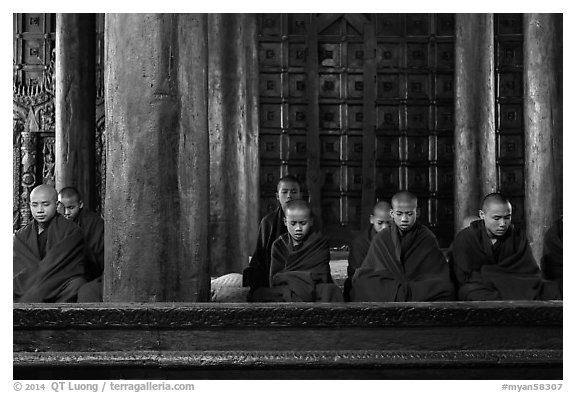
left=13, top=185, right=87, bottom=303
left=450, top=193, right=561, bottom=301
left=252, top=200, right=343, bottom=302
left=350, top=191, right=454, bottom=302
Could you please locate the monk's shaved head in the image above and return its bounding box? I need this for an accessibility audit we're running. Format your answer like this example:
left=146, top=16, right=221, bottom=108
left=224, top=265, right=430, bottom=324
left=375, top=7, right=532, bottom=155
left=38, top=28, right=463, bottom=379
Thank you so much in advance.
left=390, top=191, right=418, bottom=232
left=373, top=201, right=391, bottom=214
left=29, top=184, right=58, bottom=225
left=284, top=199, right=313, bottom=244
left=30, top=184, right=58, bottom=202
left=370, top=200, right=392, bottom=232
left=391, top=191, right=418, bottom=208
left=481, top=193, right=511, bottom=211
left=284, top=199, right=311, bottom=217
left=58, top=186, right=82, bottom=201
left=479, top=193, right=512, bottom=239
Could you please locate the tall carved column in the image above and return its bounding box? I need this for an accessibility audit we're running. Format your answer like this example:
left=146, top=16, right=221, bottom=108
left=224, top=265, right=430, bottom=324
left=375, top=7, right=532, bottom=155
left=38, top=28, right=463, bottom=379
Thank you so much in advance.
left=55, top=14, right=96, bottom=208
left=454, top=14, right=497, bottom=229
left=105, top=14, right=210, bottom=302
left=524, top=14, right=563, bottom=262
left=207, top=14, right=260, bottom=276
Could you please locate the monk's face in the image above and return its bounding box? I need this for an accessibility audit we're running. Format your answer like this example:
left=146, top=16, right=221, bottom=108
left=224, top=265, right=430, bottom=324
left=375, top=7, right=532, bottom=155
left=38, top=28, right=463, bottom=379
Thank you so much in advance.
left=391, top=200, right=417, bottom=232
left=29, top=187, right=58, bottom=224
left=276, top=180, right=302, bottom=210
left=284, top=208, right=313, bottom=244
left=370, top=208, right=392, bottom=233
left=58, top=195, right=83, bottom=221
left=480, top=202, right=512, bottom=238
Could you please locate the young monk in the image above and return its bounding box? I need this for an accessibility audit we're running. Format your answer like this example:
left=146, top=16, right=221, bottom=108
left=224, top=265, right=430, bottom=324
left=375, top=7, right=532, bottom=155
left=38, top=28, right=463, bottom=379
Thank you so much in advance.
left=253, top=200, right=343, bottom=302
left=58, top=187, right=104, bottom=302
left=450, top=193, right=561, bottom=300
left=343, top=201, right=392, bottom=301
left=350, top=191, right=454, bottom=302
left=541, top=217, right=563, bottom=295
left=242, top=175, right=303, bottom=295
left=13, top=184, right=87, bottom=302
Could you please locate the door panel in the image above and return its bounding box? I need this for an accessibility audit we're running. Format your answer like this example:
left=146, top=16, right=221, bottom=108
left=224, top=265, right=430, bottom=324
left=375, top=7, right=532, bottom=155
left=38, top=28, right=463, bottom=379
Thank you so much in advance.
left=258, top=14, right=456, bottom=247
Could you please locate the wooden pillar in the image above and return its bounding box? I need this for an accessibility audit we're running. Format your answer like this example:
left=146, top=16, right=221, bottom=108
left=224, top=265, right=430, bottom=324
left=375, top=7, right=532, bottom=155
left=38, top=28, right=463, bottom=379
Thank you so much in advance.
left=524, top=14, right=563, bottom=262
left=55, top=14, right=96, bottom=208
left=454, top=14, right=497, bottom=229
left=104, top=14, right=210, bottom=302
left=207, top=14, right=260, bottom=276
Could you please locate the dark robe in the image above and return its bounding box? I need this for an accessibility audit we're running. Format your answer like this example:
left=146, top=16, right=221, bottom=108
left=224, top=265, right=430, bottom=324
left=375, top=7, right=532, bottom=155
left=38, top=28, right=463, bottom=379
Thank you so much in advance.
left=75, top=209, right=105, bottom=302
left=14, top=214, right=87, bottom=303
left=541, top=219, right=562, bottom=294
left=343, top=227, right=376, bottom=301
left=253, top=231, right=343, bottom=302
left=243, top=206, right=286, bottom=291
left=350, top=221, right=454, bottom=302
left=451, top=220, right=561, bottom=300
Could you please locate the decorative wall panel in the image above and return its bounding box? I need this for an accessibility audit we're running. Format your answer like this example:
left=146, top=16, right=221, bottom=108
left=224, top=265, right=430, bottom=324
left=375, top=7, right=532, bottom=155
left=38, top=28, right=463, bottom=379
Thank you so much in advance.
left=13, top=13, right=56, bottom=230
left=13, top=14, right=106, bottom=228
left=495, top=14, right=525, bottom=229
left=258, top=14, right=456, bottom=247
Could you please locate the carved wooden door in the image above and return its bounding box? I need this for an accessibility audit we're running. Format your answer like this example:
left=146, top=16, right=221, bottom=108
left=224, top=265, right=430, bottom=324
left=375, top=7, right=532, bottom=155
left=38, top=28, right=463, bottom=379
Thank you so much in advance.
left=258, top=13, right=456, bottom=247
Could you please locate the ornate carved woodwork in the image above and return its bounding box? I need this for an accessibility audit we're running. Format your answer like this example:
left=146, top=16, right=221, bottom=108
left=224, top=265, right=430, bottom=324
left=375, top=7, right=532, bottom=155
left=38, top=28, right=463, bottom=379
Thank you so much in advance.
left=258, top=14, right=457, bottom=247
left=13, top=301, right=562, bottom=379
left=13, top=13, right=106, bottom=228
left=13, top=14, right=55, bottom=230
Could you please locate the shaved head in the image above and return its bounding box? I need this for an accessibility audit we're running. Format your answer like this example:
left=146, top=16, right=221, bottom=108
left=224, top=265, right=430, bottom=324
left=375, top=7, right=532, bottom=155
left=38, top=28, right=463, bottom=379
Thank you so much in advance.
left=479, top=193, right=512, bottom=239
left=30, top=184, right=58, bottom=202
left=276, top=175, right=302, bottom=210
left=283, top=199, right=313, bottom=245
left=370, top=201, right=392, bottom=233
left=481, top=193, right=511, bottom=211
left=391, top=191, right=418, bottom=208
left=58, top=186, right=82, bottom=201
left=284, top=199, right=311, bottom=217
left=373, top=201, right=391, bottom=214
left=29, top=184, right=58, bottom=225
left=390, top=191, right=418, bottom=232
left=58, top=186, right=84, bottom=220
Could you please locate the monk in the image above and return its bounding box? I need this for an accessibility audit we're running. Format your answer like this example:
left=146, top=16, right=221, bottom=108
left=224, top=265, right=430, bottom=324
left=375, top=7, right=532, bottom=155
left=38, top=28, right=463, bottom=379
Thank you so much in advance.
left=350, top=191, right=454, bottom=302
left=58, top=187, right=104, bottom=302
left=243, top=175, right=303, bottom=296
left=14, top=184, right=87, bottom=302
left=540, top=217, right=563, bottom=295
left=253, top=200, right=343, bottom=302
left=450, top=193, right=561, bottom=300
left=344, top=201, right=392, bottom=301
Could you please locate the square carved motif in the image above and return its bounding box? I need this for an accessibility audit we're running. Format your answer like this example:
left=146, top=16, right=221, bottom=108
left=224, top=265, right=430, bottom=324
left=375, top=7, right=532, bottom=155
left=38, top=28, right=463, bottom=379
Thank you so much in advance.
left=406, top=14, right=429, bottom=36
left=289, top=43, right=307, bottom=68
left=377, top=43, right=400, bottom=68
left=376, top=14, right=401, bottom=36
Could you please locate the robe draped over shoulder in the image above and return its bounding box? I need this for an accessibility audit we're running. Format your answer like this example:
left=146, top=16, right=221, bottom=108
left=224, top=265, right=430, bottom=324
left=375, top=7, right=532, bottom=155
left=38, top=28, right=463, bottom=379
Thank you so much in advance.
left=255, top=231, right=343, bottom=302
left=344, top=227, right=374, bottom=301
left=243, top=207, right=286, bottom=290
left=451, top=220, right=561, bottom=300
left=74, top=209, right=105, bottom=302
left=351, top=221, right=454, bottom=302
left=541, top=219, right=562, bottom=295
left=14, top=214, right=87, bottom=303
left=75, top=209, right=104, bottom=280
